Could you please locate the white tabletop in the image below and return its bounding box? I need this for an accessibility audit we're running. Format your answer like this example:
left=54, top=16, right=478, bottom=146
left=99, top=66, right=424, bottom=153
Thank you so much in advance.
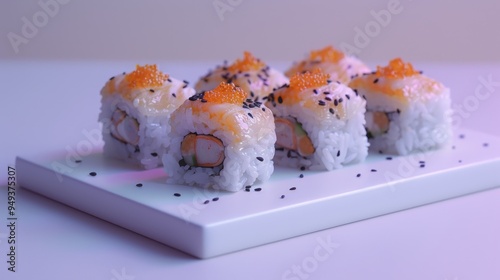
left=1, top=61, right=499, bottom=279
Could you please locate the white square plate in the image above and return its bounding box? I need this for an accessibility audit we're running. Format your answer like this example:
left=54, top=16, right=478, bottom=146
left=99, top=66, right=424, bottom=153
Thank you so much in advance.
left=16, top=128, right=500, bottom=258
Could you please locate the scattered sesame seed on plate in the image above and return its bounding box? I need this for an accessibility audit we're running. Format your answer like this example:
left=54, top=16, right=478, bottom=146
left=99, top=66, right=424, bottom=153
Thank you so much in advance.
left=89, top=172, right=97, bottom=176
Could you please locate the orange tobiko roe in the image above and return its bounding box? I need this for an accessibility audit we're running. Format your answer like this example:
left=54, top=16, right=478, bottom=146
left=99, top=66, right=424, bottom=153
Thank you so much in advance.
left=228, top=51, right=266, bottom=72
left=376, top=58, right=419, bottom=79
left=125, top=64, right=169, bottom=89
left=289, top=69, right=330, bottom=92
left=203, top=82, right=246, bottom=104
left=309, top=46, right=345, bottom=63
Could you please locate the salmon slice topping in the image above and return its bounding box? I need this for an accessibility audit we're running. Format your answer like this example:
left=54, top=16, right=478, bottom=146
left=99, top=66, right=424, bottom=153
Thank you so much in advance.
left=203, top=82, right=246, bottom=104
left=376, top=58, right=419, bottom=79
left=289, top=69, right=330, bottom=92
left=181, top=134, right=225, bottom=167
left=275, top=117, right=315, bottom=157
left=110, top=109, right=140, bottom=145
left=125, top=64, right=169, bottom=89
left=309, top=46, right=345, bottom=63
left=228, top=51, right=266, bottom=73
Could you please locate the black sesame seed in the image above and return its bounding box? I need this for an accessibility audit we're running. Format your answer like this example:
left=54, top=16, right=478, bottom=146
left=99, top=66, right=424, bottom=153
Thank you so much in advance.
left=353, top=89, right=358, bottom=96
left=337, top=150, right=340, bottom=157
left=325, top=97, right=332, bottom=101
left=245, top=189, right=251, bottom=192
left=339, top=98, right=343, bottom=103
left=334, top=99, right=339, bottom=106
left=75, top=160, right=82, bottom=163
left=262, top=108, right=266, bottom=112
left=300, top=166, right=306, bottom=171
left=397, top=108, right=401, bottom=114
left=371, top=169, right=377, bottom=172
left=458, top=160, right=462, bottom=163
left=299, top=174, right=304, bottom=178
left=329, top=108, right=335, bottom=114
left=419, top=161, right=425, bottom=164
left=212, top=197, right=219, bottom=201
left=345, top=94, right=350, bottom=100
left=318, top=100, right=326, bottom=106
left=182, top=84, right=188, bottom=88
left=254, top=188, right=262, bottom=192
left=183, top=80, right=189, bottom=85
left=89, top=172, right=97, bottom=176
left=313, top=89, right=318, bottom=94
left=280, top=195, right=285, bottom=199
left=483, top=143, right=489, bottom=147
left=109, top=76, right=115, bottom=81
left=172, top=93, right=177, bottom=98
left=256, top=156, right=264, bottom=162
left=289, top=187, right=296, bottom=191
left=167, top=78, right=172, bottom=83
left=362, top=95, right=367, bottom=100
left=245, top=185, right=252, bottom=189
left=149, top=89, right=155, bottom=93
left=151, top=152, right=158, bottom=157
left=204, top=200, right=210, bottom=204
left=386, top=157, right=392, bottom=160
left=174, top=193, right=181, bottom=197
left=459, top=134, right=465, bottom=139
left=136, top=183, right=143, bottom=187
left=356, top=173, right=361, bottom=178
left=248, top=113, right=253, bottom=118
left=323, top=91, right=330, bottom=95
left=420, top=164, right=425, bottom=168
left=122, top=72, right=126, bottom=75
left=373, top=78, right=379, bottom=84
left=278, top=96, right=283, bottom=104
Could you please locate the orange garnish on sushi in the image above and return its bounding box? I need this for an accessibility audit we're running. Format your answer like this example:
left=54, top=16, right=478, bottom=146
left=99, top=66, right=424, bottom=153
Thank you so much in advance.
left=125, top=64, right=169, bottom=89
left=376, top=58, right=419, bottom=79
left=228, top=51, right=266, bottom=72
left=309, top=46, right=345, bottom=63
left=203, top=82, right=246, bottom=104
left=289, top=69, right=330, bottom=92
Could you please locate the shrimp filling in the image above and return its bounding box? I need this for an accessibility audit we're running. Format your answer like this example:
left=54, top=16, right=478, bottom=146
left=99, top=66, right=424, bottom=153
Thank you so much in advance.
left=275, top=117, right=315, bottom=157
left=365, top=111, right=396, bottom=139
left=110, top=109, right=140, bottom=145
left=181, top=133, right=225, bottom=167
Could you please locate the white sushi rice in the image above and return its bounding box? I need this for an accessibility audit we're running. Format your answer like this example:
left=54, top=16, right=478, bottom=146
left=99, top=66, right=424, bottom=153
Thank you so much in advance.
left=366, top=88, right=452, bottom=155
left=271, top=83, right=369, bottom=170
left=163, top=103, right=276, bottom=192
left=99, top=72, right=194, bottom=169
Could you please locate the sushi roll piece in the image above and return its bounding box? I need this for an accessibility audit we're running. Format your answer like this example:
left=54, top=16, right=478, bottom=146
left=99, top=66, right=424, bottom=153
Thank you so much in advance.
left=195, top=51, right=288, bottom=100
left=285, top=45, right=370, bottom=84
left=349, top=58, right=452, bottom=155
left=163, top=82, right=276, bottom=192
left=99, top=64, right=195, bottom=169
left=266, top=69, right=368, bottom=170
